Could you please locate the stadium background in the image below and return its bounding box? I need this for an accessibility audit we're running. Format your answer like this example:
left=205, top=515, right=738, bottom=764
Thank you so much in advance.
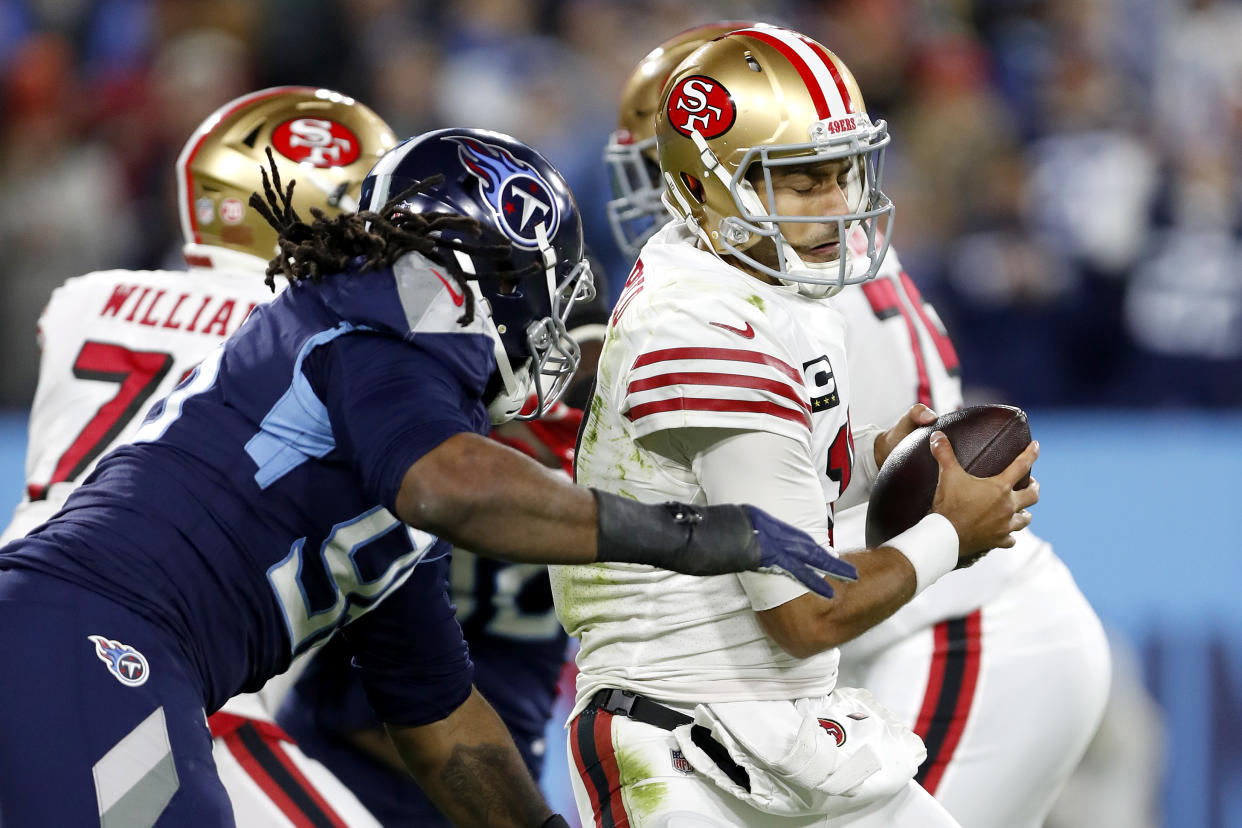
left=0, top=0, right=1238, bottom=825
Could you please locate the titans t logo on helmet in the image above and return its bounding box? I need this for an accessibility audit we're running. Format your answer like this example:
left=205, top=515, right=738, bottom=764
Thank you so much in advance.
left=451, top=137, right=561, bottom=249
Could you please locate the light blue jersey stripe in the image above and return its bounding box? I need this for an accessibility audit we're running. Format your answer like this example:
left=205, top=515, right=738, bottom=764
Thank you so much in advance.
left=245, top=323, right=369, bottom=488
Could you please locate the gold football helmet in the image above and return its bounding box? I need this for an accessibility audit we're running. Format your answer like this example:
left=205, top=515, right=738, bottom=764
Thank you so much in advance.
left=605, top=21, right=754, bottom=261
left=656, top=26, right=893, bottom=297
left=176, top=87, right=397, bottom=271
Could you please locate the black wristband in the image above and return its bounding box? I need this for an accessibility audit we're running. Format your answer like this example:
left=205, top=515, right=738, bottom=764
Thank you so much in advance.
left=540, top=816, right=571, bottom=828
left=593, top=489, right=761, bottom=575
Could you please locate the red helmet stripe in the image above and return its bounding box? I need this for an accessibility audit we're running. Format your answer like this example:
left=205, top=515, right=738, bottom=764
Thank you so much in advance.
left=797, top=34, right=856, bottom=114
left=734, top=28, right=830, bottom=118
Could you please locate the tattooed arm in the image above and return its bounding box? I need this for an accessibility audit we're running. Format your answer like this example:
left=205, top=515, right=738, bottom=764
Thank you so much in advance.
left=388, top=687, right=554, bottom=827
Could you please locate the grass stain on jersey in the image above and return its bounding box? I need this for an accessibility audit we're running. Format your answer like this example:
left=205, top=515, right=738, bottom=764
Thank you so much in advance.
left=550, top=564, right=619, bottom=631
left=617, top=445, right=651, bottom=480
left=614, top=745, right=669, bottom=817
left=746, top=294, right=766, bottom=312
left=581, top=395, right=604, bottom=452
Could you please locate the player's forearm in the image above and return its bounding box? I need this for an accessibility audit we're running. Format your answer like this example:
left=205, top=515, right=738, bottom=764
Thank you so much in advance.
left=820, top=546, right=918, bottom=640
left=757, top=546, right=916, bottom=657
left=397, top=432, right=778, bottom=574
left=345, top=727, right=411, bottom=775
left=397, top=432, right=599, bottom=564
left=387, top=689, right=553, bottom=827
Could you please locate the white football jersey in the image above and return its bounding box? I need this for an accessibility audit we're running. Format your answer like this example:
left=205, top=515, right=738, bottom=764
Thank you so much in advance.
left=2, top=266, right=280, bottom=543
left=831, top=238, right=1048, bottom=656
left=551, top=222, right=860, bottom=713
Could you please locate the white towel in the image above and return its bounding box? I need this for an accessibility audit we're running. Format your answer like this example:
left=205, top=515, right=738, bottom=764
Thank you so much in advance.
left=671, top=687, right=926, bottom=818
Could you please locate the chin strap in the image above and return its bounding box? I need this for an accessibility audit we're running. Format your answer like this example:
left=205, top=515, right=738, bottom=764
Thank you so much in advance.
left=455, top=249, right=530, bottom=425
left=534, top=221, right=557, bottom=302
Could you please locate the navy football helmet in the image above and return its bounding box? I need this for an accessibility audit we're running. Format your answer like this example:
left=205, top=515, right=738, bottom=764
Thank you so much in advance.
left=360, top=128, right=595, bottom=422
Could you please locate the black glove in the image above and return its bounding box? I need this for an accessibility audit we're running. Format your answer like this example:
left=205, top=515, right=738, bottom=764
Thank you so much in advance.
left=594, top=491, right=857, bottom=598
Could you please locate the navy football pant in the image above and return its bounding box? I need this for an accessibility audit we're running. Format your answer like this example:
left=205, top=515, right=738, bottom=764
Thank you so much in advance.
left=0, top=568, right=234, bottom=827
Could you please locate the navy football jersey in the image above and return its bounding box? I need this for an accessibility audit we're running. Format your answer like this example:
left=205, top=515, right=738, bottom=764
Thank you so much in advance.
left=276, top=420, right=575, bottom=826
left=0, top=253, right=494, bottom=724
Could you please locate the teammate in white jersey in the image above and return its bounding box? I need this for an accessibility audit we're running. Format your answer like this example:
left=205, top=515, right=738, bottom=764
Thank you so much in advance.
left=830, top=243, right=1109, bottom=828
left=555, top=26, right=1040, bottom=827
left=2, top=87, right=397, bottom=827
left=601, top=23, right=1110, bottom=828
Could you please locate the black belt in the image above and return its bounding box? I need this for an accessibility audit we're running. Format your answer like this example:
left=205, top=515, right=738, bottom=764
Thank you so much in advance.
left=588, top=688, right=751, bottom=792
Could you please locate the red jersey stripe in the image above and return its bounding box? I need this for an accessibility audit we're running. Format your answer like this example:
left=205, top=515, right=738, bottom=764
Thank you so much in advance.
left=862, top=278, right=932, bottom=406
left=627, top=371, right=810, bottom=413
left=632, top=347, right=803, bottom=386
left=626, top=396, right=811, bottom=429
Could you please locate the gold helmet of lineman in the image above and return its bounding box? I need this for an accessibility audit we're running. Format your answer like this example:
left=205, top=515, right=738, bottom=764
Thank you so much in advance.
left=604, top=21, right=754, bottom=261
left=656, top=25, right=893, bottom=298
left=176, top=86, right=397, bottom=271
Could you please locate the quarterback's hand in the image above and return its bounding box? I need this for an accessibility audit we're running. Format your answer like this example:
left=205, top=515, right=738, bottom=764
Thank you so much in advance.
left=930, top=431, right=1040, bottom=558
left=745, top=506, right=858, bottom=599
left=874, top=404, right=938, bottom=468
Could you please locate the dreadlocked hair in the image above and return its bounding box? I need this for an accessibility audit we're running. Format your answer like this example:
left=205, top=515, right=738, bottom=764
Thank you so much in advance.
left=248, top=147, right=518, bottom=325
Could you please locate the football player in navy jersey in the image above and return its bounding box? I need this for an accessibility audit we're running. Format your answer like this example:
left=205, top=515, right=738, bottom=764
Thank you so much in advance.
left=0, top=128, right=854, bottom=828
left=276, top=306, right=603, bottom=827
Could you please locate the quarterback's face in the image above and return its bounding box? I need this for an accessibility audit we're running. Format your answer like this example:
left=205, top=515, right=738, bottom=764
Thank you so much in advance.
left=750, top=158, right=860, bottom=263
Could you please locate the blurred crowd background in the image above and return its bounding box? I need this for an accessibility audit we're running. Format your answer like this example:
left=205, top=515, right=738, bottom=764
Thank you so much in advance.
left=1, top=3, right=1240, bottom=827
left=2, top=0, right=1242, bottom=408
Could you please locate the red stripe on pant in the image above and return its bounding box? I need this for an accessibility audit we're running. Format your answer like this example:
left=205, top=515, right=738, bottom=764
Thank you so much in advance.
left=264, top=736, right=349, bottom=827
left=222, top=724, right=349, bottom=828
left=570, top=707, right=630, bottom=828
left=913, top=610, right=983, bottom=794
left=208, top=711, right=294, bottom=743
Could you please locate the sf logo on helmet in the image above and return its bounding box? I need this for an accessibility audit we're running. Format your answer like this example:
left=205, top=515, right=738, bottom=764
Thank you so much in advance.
left=273, top=118, right=362, bottom=167
left=667, top=76, right=736, bottom=139
left=452, top=137, right=561, bottom=250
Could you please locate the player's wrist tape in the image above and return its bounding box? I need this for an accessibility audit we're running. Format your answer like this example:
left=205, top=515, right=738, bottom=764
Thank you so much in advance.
left=884, top=512, right=959, bottom=596
left=592, top=490, right=759, bottom=575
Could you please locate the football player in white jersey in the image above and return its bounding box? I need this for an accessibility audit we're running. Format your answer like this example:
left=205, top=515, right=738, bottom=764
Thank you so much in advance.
left=1, top=87, right=397, bottom=827
left=601, top=23, right=1111, bottom=828
left=554, top=25, right=1041, bottom=827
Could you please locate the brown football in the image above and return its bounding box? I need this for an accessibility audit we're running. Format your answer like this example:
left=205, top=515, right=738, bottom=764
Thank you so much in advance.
left=865, top=405, right=1032, bottom=548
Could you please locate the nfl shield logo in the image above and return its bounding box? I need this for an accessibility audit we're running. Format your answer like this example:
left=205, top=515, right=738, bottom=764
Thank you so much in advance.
left=670, top=748, right=694, bottom=774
